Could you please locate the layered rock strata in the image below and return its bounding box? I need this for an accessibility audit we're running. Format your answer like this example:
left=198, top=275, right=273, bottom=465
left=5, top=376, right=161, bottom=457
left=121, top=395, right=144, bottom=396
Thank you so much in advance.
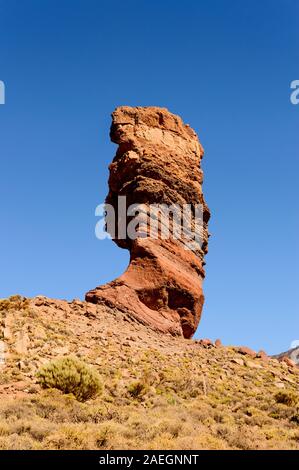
left=86, top=106, right=210, bottom=338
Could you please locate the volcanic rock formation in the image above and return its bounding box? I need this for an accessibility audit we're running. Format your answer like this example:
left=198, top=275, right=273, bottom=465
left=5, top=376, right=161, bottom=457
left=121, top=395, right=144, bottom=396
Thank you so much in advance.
left=86, top=106, right=210, bottom=338
left=273, top=346, right=299, bottom=367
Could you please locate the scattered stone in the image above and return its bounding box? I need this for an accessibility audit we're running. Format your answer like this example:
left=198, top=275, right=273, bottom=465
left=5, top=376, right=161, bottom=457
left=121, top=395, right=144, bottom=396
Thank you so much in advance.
left=0, top=340, right=6, bottom=366
left=256, top=350, right=269, bottom=362
left=238, top=346, right=256, bottom=358
left=274, top=382, right=285, bottom=389
left=13, top=381, right=29, bottom=391
left=3, top=326, right=12, bottom=341
left=34, top=326, right=47, bottom=340
left=199, top=338, right=214, bottom=347
left=15, top=329, right=29, bottom=355
left=27, top=385, right=40, bottom=394
left=231, top=358, right=245, bottom=366
left=246, top=360, right=263, bottom=369
left=281, top=356, right=296, bottom=368
left=52, top=346, right=69, bottom=356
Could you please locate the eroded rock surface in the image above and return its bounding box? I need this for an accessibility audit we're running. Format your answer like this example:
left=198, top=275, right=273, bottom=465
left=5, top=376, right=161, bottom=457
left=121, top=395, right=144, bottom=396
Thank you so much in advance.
left=86, top=106, right=210, bottom=337
left=273, top=347, right=299, bottom=367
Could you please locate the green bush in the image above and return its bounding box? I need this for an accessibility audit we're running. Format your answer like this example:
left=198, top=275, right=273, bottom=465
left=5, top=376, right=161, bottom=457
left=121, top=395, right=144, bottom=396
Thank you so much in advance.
left=36, top=356, right=102, bottom=402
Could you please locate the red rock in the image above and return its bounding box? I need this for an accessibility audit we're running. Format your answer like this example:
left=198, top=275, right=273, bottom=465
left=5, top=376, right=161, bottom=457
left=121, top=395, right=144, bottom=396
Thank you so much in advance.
left=281, top=356, right=296, bottom=368
left=86, top=107, right=210, bottom=338
left=238, top=346, right=256, bottom=358
left=231, top=358, right=245, bottom=366
left=199, top=338, right=213, bottom=347
left=215, top=339, right=222, bottom=348
left=256, top=350, right=269, bottom=362
left=246, top=360, right=263, bottom=369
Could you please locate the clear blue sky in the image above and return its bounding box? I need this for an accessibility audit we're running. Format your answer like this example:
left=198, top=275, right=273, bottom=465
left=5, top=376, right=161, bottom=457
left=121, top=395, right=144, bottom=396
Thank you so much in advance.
left=0, top=0, right=298, bottom=354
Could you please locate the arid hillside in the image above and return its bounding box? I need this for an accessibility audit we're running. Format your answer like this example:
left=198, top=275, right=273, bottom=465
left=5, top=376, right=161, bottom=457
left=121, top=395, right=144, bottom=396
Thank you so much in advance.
left=0, top=295, right=298, bottom=450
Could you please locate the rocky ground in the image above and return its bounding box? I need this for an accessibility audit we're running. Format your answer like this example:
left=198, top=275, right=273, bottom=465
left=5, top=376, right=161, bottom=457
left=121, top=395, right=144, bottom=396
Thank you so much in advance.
left=0, top=295, right=298, bottom=450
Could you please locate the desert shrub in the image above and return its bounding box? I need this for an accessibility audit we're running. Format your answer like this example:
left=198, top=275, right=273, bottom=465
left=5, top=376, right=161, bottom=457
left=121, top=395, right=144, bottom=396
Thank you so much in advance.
left=127, top=380, right=148, bottom=399
left=275, top=391, right=298, bottom=407
left=9, top=418, right=56, bottom=441
left=0, top=433, right=41, bottom=450
left=36, top=356, right=102, bottom=401
left=291, top=413, right=299, bottom=424
left=0, top=295, right=29, bottom=313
